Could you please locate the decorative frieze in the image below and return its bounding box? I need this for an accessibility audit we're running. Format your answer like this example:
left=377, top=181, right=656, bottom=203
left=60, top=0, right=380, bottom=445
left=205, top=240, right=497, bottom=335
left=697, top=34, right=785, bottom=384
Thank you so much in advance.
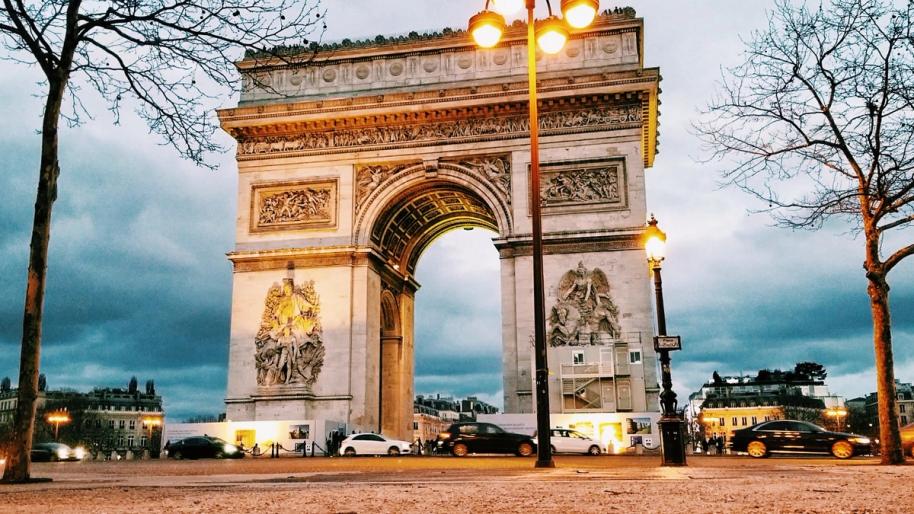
left=237, top=104, right=641, bottom=158
left=250, top=179, right=338, bottom=232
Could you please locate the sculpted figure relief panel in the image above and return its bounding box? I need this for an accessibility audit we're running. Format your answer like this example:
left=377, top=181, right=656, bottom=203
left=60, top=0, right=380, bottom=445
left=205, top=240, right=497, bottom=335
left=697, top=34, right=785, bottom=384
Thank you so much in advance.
left=255, top=278, right=326, bottom=390
left=539, top=159, right=626, bottom=212
left=251, top=179, right=338, bottom=232
left=237, top=104, right=641, bottom=158
left=549, top=262, right=621, bottom=346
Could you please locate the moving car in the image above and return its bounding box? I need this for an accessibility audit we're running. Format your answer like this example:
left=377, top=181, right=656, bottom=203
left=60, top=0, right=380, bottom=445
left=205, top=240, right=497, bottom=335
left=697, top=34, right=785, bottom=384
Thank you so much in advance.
left=900, top=422, right=914, bottom=457
left=30, top=442, right=85, bottom=462
left=166, top=436, right=243, bottom=460
left=541, top=428, right=603, bottom=455
left=436, top=422, right=535, bottom=457
left=338, top=433, right=412, bottom=456
left=730, top=420, right=870, bottom=459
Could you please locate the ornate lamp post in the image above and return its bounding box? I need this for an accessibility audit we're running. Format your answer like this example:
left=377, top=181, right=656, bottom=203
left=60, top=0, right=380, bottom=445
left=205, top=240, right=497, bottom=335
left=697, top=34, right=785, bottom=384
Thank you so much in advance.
left=46, top=411, right=71, bottom=441
left=644, top=215, right=687, bottom=465
left=467, top=0, right=600, bottom=469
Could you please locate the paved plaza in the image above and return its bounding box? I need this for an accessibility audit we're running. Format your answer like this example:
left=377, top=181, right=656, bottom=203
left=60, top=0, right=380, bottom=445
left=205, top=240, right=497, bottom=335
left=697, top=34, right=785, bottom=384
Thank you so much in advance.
left=2, top=455, right=913, bottom=513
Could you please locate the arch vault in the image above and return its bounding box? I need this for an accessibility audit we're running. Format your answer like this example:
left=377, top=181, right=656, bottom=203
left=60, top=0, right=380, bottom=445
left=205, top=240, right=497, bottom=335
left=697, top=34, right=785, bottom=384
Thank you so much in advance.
left=219, top=10, right=663, bottom=442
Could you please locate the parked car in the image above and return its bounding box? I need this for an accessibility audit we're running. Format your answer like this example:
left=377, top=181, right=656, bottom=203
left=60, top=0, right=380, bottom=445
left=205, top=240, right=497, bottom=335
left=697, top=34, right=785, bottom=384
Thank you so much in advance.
left=31, top=442, right=85, bottom=462
left=900, top=422, right=914, bottom=457
left=730, top=420, right=870, bottom=459
left=436, top=422, right=535, bottom=457
left=166, top=436, right=243, bottom=460
left=537, top=428, right=603, bottom=455
left=338, top=433, right=412, bottom=456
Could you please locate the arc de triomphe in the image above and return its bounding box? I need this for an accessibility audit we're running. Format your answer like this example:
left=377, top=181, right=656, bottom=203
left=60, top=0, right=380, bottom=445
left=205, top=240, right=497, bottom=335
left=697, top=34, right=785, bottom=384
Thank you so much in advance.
left=219, top=10, right=661, bottom=442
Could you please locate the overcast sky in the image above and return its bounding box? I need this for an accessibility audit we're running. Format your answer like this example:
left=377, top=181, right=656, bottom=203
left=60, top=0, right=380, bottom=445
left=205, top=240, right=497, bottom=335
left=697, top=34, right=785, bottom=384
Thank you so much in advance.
left=1, top=1, right=911, bottom=420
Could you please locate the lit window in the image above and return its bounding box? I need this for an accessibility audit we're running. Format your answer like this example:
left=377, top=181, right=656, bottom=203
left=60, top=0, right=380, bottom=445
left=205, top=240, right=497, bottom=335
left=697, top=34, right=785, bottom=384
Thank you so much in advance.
left=629, top=351, right=642, bottom=364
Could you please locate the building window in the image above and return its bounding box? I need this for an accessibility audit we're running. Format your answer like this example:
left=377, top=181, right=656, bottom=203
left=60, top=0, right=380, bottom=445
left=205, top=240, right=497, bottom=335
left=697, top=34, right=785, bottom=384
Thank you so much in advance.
left=127, top=435, right=135, bottom=448
left=902, top=416, right=909, bottom=425
left=108, top=420, right=115, bottom=429
left=573, top=352, right=585, bottom=365
left=751, top=416, right=757, bottom=425
left=731, top=417, right=737, bottom=426
left=764, top=416, right=771, bottom=422
left=901, top=404, right=906, bottom=413
left=413, top=422, right=419, bottom=430
left=117, top=436, right=125, bottom=447
left=742, top=417, right=748, bottom=426
left=119, top=420, right=126, bottom=430
left=141, top=436, right=148, bottom=447
left=129, top=420, right=136, bottom=430
left=629, top=351, right=642, bottom=365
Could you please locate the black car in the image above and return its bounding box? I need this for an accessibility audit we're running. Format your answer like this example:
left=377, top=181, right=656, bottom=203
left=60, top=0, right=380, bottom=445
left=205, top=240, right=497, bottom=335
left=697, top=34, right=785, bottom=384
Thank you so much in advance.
left=436, top=422, right=535, bottom=457
left=31, top=442, right=84, bottom=462
left=166, top=436, right=243, bottom=460
left=730, top=420, right=871, bottom=459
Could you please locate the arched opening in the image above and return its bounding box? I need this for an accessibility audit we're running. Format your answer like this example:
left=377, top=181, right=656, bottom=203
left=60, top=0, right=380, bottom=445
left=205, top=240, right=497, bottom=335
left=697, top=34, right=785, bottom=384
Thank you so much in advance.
left=369, top=178, right=505, bottom=440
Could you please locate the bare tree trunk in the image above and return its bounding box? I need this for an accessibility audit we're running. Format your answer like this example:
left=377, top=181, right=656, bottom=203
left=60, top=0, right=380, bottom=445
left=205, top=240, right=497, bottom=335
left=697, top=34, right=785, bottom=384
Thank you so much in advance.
left=1, top=79, right=64, bottom=483
left=868, top=269, right=904, bottom=464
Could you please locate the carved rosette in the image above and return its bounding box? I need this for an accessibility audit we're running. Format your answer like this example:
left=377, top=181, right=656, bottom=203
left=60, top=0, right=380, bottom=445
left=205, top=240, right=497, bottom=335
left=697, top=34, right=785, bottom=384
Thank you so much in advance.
left=549, top=262, right=621, bottom=346
left=250, top=179, right=338, bottom=232
left=538, top=159, right=626, bottom=213
left=237, top=104, right=641, bottom=157
left=255, top=278, right=326, bottom=391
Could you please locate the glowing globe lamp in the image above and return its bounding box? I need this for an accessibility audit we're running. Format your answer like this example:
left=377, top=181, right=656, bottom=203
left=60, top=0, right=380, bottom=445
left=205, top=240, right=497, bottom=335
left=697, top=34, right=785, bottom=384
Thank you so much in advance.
left=561, top=0, right=599, bottom=29
left=492, top=0, right=525, bottom=16
left=469, top=10, right=506, bottom=49
left=535, top=17, right=569, bottom=54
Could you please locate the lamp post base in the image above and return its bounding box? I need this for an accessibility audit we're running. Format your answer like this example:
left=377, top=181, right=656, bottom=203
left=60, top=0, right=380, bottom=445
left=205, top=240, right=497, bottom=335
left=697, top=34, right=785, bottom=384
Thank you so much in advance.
left=659, top=416, right=687, bottom=466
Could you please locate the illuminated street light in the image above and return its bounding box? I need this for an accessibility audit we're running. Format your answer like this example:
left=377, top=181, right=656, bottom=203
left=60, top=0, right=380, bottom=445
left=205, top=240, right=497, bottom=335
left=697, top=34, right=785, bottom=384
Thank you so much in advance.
left=492, top=0, right=525, bottom=16
left=561, top=0, right=599, bottom=28
left=46, top=411, right=71, bottom=441
left=143, top=417, right=163, bottom=453
left=467, top=0, right=599, bottom=470
left=826, top=408, right=848, bottom=432
left=644, top=216, right=687, bottom=466
left=469, top=10, right=506, bottom=49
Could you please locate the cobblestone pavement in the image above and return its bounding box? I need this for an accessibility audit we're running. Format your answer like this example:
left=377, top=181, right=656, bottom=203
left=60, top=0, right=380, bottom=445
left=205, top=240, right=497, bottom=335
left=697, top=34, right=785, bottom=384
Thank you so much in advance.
left=2, top=455, right=912, bottom=513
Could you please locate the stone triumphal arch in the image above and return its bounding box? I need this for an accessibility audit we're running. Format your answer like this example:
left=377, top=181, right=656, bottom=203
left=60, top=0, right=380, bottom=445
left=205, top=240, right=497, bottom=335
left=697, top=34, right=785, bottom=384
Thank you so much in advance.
left=219, top=10, right=662, bottom=442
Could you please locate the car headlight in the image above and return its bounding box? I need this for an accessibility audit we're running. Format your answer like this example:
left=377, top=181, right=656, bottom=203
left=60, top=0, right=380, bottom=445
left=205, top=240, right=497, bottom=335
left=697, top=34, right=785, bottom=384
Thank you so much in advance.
left=74, top=447, right=86, bottom=460
left=850, top=437, right=871, bottom=445
left=224, top=444, right=238, bottom=454
left=57, top=449, right=69, bottom=460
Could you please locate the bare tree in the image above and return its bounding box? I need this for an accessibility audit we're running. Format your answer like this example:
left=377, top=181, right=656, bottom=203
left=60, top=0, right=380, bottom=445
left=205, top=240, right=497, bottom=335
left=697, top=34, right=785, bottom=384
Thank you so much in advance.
left=696, top=0, right=914, bottom=464
left=0, top=0, right=324, bottom=483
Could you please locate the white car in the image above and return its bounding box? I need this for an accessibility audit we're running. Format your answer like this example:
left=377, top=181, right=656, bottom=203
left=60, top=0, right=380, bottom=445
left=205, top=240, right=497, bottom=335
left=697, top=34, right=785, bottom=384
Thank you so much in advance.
left=339, top=433, right=413, bottom=456
left=547, top=429, right=604, bottom=455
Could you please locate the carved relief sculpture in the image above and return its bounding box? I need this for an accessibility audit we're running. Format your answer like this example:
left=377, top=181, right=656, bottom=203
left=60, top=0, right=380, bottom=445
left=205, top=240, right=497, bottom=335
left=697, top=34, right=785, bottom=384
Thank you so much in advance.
left=549, top=262, right=621, bottom=346
left=538, top=159, right=626, bottom=213
left=237, top=104, right=641, bottom=157
left=255, top=278, right=326, bottom=390
left=251, top=179, right=338, bottom=232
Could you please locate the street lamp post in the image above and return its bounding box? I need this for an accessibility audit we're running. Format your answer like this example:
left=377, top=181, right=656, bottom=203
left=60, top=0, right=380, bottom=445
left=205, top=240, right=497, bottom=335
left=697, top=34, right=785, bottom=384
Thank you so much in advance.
left=46, top=411, right=71, bottom=442
left=826, top=408, right=848, bottom=432
left=468, top=0, right=600, bottom=469
left=644, top=216, right=687, bottom=466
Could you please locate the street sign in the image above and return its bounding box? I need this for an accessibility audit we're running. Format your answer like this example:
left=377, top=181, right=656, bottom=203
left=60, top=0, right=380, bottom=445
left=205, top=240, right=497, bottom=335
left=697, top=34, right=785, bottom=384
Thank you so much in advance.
left=654, top=335, right=682, bottom=351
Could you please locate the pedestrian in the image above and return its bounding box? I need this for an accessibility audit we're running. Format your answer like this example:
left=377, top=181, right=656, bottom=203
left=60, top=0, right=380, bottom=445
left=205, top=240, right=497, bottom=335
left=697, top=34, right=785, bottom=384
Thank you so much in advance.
left=716, top=436, right=724, bottom=455
left=252, top=442, right=261, bottom=456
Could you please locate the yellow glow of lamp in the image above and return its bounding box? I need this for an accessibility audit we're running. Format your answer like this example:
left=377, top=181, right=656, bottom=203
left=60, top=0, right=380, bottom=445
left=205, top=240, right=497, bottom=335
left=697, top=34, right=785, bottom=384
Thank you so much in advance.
left=561, top=0, right=600, bottom=29
left=491, top=0, right=524, bottom=16
left=644, top=215, right=667, bottom=264
left=468, top=10, right=506, bottom=49
left=535, top=17, right=569, bottom=54
left=47, top=413, right=71, bottom=424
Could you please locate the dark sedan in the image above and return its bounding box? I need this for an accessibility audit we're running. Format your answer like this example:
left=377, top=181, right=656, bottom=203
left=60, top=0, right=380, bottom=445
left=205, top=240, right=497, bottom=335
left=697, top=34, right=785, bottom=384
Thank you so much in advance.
left=166, top=436, right=243, bottom=460
left=31, top=442, right=84, bottom=462
left=900, top=422, right=914, bottom=458
left=730, top=420, right=871, bottom=459
left=436, top=422, right=535, bottom=457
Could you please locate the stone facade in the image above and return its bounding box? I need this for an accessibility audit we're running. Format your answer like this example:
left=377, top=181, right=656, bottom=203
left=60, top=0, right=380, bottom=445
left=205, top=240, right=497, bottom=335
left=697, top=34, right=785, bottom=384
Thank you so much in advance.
left=219, top=13, right=662, bottom=441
